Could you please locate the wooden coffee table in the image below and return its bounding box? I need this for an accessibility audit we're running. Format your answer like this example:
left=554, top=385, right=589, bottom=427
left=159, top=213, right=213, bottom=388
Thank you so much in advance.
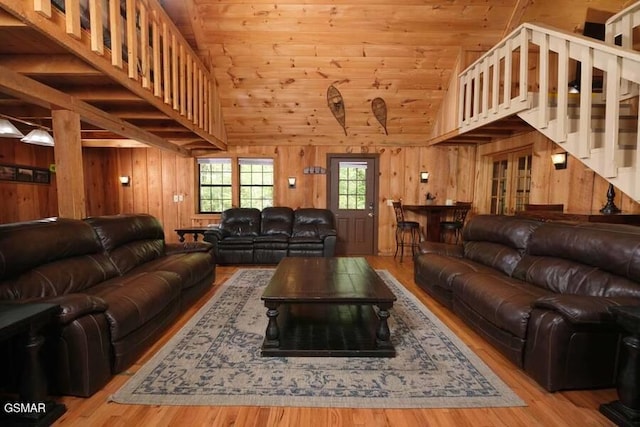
left=260, top=257, right=397, bottom=357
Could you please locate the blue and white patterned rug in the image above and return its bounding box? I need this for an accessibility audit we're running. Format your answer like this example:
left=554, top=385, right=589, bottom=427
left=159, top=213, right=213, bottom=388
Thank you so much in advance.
left=110, top=269, right=525, bottom=408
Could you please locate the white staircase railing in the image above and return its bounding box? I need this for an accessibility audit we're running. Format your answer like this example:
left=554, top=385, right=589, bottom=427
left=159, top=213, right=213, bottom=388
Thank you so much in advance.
left=458, top=16, right=640, bottom=202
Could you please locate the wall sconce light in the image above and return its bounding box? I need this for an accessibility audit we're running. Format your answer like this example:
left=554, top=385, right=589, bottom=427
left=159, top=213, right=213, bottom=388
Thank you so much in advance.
left=119, top=176, right=131, bottom=186
left=420, top=171, right=430, bottom=183
left=551, top=153, right=568, bottom=170
left=288, top=177, right=296, bottom=189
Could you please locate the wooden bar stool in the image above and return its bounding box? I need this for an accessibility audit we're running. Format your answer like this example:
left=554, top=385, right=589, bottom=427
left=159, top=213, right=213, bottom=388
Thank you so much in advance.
left=440, top=202, right=472, bottom=244
left=392, top=201, right=420, bottom=262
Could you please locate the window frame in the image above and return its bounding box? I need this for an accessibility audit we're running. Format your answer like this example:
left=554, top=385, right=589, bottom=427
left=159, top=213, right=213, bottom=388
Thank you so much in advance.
left=238, top=158, right=274, bottom=210
left=196, top=156, right=275, bottom=214
left=197, top=158, right=233, bottom=214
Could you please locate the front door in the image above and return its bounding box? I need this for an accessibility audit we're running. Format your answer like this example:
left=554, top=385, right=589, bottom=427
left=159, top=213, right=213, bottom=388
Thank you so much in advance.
left=328, top=155, right=378, bottom=255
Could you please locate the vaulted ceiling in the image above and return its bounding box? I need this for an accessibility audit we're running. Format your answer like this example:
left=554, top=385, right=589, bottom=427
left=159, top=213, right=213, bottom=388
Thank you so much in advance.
left=0, top=0, right=631, bottom=153
left=161, top=0, right=629, bottom=147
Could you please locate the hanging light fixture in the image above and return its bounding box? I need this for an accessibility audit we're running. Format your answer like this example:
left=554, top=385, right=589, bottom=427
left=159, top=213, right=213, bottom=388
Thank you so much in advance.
left=21, top=129, right=54, bottom=146
left=0, top=118, right=25, bottom=138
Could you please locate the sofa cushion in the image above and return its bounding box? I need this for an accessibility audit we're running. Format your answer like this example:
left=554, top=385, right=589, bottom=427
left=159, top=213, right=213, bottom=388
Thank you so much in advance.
left=219, top=208, right=261, bottom=237
left=524, top=221, right=640, bottom=285
left=86, top=271, right=181, bottom=341
left=253, top=234, right=289, bottom=249
left=85, top=214, right=166, bottom=274
left=0, top=218, right=118, bottom=297
left=261, top=207, right=293, bottom=236
left=462, top=215, right=541, bottom=276
left=513, top=254, right=640, bottom=298
left=415, top=253, right=501, bottom=293
left=452, top=272, right=551, bottom=339
left=292, top=208, right=336, bottom=237
left=130, top=252, right=216, bottom=290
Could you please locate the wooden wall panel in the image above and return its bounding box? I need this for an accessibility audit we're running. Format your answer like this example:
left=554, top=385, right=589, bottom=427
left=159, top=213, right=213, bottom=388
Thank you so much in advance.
left=2, top=132, right=638, bottom=249
left=83, top=148, right=119, bottom=217
left=476, top=130, right=640, bottom=214
left=0, top=139, right=57, bottom=223
left=105, top=143, right=472, bottom=249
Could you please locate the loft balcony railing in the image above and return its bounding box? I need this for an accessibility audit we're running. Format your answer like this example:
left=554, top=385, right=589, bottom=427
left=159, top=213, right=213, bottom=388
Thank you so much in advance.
left=0, top=0, right=226, bottom=149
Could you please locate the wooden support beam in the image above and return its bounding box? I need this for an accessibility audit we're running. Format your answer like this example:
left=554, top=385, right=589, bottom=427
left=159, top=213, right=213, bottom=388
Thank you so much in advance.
left=0, top=54, right=101, bottom=76
left=52, top=109, right=86, bottom=219
left=0, top=65, right=191, bottom=156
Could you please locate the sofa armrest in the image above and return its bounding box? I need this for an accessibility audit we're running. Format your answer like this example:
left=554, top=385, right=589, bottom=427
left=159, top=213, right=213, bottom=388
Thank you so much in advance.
left=316, top=224, right=337, bottom=239
left=418, top=241, right=464, bottom=257
left=165, top=241, right=213, bottom=255
left=533, top=294, right=640, bottom=325
left=27, top=294, right=108, bottom=325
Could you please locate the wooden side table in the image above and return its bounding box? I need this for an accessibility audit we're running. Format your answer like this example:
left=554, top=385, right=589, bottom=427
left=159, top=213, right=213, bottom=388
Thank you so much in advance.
left=175, top=226, right=218, bottom=242
left=600, top=305, right=640, bottom=427
left=0, top=303, right=66, bottom=426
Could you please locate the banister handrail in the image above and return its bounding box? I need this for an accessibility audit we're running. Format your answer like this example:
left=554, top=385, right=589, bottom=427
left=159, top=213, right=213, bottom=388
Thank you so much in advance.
left=460, top=22, right=640, bottom=76
left=606, top=0, right=640, bottom=30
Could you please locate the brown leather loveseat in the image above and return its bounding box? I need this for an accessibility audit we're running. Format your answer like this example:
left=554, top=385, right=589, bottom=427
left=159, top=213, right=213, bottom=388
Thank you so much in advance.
left=0, top=213, right=216, bottom=397
left=414, top=214, right=640, bottom=392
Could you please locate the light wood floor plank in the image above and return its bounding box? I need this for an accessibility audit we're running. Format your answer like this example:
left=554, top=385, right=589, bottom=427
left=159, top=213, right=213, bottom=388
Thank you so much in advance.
left=53, top=257, right=616, bottom=426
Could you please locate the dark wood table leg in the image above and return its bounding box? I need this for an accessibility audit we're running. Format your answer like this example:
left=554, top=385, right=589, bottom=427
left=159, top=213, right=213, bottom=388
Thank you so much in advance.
left=2, top=318, right=67, bottom=426
left=177, top=231, right=186, bottom=242
left=375, top=303, right=393, bottom=350
left=600, top=306, right=640, bottom=427
left=263, top=303, right=280, bottom=349
left=20, top=327, right=47, bottom=402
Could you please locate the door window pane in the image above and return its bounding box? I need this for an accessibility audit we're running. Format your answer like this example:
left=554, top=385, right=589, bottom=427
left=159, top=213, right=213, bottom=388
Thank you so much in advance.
left=338, top=161, right=367, bottom=210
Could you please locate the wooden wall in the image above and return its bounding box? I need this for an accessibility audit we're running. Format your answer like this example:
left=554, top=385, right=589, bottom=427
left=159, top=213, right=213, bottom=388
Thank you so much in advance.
left=2, top=132, right=639, bottom=253
left=113, top=143, right=474, bottom=253
left=0, top=139, right=57, bottom=222
left=474, top=130, right=640, bottom=214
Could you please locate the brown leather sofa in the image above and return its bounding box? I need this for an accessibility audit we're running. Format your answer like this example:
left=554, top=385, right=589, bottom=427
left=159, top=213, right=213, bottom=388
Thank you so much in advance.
left=414, top=214, right=640, bottom=392
left=204, top=207, right=337, bottom=264
left=0, top=214, right=216, bottom=397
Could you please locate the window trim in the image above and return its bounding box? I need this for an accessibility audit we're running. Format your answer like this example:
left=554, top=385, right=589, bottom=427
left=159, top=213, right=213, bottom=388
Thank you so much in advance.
left=197, top=158, right=232, bottom=214
left=196, top=156, right=275, bottom=213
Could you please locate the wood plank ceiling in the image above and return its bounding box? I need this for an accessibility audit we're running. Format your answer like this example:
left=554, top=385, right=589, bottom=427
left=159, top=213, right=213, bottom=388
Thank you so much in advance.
left=170, top=0, right=524, bottom=147
left=163, top=0, right=630, bottom=147
left=0, top=0, right=631, bottom=152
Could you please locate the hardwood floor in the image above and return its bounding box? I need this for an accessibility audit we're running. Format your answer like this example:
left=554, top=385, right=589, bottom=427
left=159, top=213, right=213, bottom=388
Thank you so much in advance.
left=54, top=257, right=617, bottom=426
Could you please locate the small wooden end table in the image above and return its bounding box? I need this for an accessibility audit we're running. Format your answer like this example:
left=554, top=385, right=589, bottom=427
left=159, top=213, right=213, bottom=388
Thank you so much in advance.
left=0, top=303, right=66, bottom=426
left=261, top=257, right=397, bottom=357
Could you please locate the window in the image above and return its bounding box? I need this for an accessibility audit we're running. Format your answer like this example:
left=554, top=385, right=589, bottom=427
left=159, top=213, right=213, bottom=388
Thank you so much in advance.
left=239, top=158, right=273, bottom=210
left=197, top=157, right=274, bottom=213
left=338, top=161, right=367, bottom=210
left=198, top=158, right=232, bottom=213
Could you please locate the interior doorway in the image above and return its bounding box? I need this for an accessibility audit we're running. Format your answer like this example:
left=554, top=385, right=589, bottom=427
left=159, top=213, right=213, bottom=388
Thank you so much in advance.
left=327, top=154, right=379, bottom=255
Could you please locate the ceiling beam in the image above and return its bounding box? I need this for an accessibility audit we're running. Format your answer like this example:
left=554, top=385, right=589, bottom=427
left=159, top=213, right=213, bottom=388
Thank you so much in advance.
left=0, top=65, right=191, bottom=156
left=0, top=54, right=101, bottom=76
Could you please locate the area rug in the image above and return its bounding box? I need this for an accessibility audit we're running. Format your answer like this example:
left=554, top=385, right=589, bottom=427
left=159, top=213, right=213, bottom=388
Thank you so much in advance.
left=110, top=269, right=525, bottom=408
